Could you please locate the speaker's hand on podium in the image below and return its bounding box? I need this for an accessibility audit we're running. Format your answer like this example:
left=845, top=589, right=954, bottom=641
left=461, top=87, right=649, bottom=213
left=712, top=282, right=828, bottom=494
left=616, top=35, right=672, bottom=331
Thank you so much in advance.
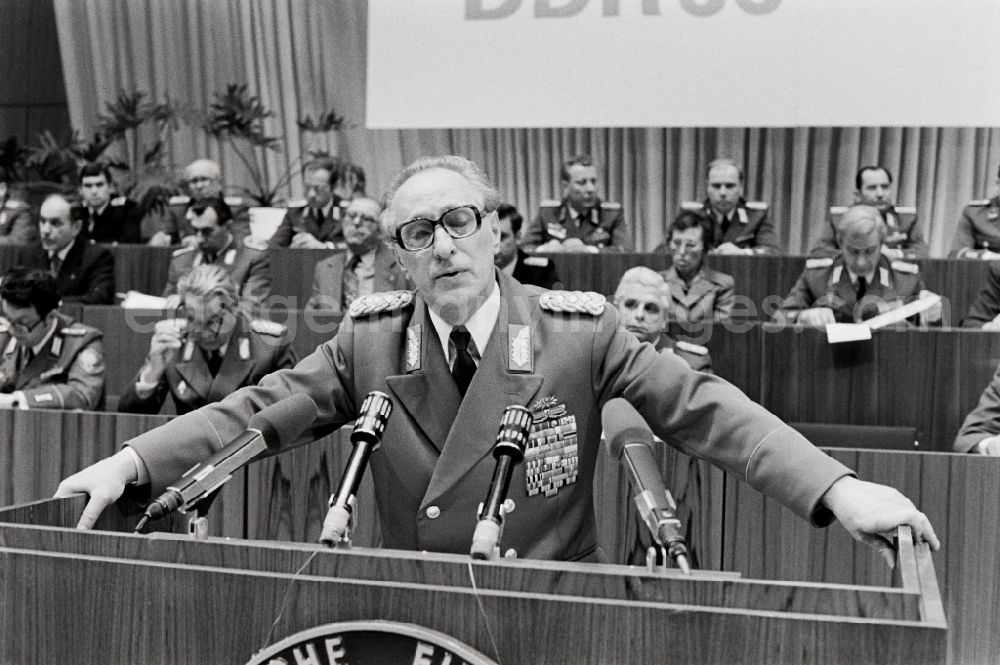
left=822, top=476, right=940, bottom=567
left=54, top=449, right=138, bottom=529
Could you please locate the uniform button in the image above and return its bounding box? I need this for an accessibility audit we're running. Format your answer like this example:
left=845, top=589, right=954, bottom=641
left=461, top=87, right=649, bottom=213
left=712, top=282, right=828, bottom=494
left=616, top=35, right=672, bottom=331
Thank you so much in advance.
left=502, top=498, right=516, bottom=514
left=425, top=506, right=441, bottom=519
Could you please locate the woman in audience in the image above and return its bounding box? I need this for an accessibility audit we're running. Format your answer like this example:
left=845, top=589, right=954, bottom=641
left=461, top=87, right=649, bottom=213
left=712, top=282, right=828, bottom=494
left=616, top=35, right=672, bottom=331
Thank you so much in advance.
left=658, top=210, right=735, bottom=324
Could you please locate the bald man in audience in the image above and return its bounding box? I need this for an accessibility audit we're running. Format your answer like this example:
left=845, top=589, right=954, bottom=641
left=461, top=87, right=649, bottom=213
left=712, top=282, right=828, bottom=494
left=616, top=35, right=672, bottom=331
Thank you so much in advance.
left=146, top=159, right=250, bottom=246
left=776, top=205, right=940, bottom=327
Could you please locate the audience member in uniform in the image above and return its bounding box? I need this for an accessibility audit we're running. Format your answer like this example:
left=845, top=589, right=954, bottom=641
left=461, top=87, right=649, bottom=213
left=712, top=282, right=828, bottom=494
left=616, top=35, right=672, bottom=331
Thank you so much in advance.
left=119, top=265, right=295, bottom=415
left=949, top=164, right=1000, bottom=259
left=15, top=194, right=115, bottom=304
left=614, top=267, right=712, bottom=373
left=776, top=205, right=941, bottom=327
left=494, top=203, right=560, bottom=289
left=810, top=166, right=926, bottom=260
left=658, top=210, right=734, bottom=324
left=0, top=176, right=36, bottom=245
left=959, top=263, right=1000, bottom=329
left=954, top=363, right=1000, bottom=455
left=163, top=197, right=271, bottom=310
left=77, top=162, right=142, bottom=244
left=270, top=157, right=350, bottom=249
left=522, top=154, right=631, bottom=252
left=146, top=159, right=250, bottom=246
left=0, top=267, right=104, bottom=410
left=306, top=197, right=410, bottom=311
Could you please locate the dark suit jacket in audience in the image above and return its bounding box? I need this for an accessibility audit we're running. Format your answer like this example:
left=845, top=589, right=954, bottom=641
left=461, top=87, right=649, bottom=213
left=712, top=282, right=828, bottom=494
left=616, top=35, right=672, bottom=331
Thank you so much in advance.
left=16, top=236, right=115, bottom=304
left=80, top=197, right=143, bottom=244
left=961, top=262, right=1000, bottom=328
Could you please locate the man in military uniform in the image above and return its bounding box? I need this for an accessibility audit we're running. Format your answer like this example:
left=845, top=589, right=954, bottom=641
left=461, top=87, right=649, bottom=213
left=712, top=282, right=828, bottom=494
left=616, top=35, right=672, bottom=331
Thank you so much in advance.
left=522, top=154, right=631, bottom=253
left=949, top=165, right=1000, bottom=259
left=15, top=194, right=115, bottom=304
left=494, top=204, right=560, bottom=289
left=306, top=197, right=411, bottom=311
left=658, top=210, right=735, bottom=324
left=145, top=159, right=250, bottom=246
left=960, top=263, right=1000, bottom=329
left=0, top=268, right=104, bottom=410
left=270, top=157, right=350, bottom=249
left=0, top=177, right=36, bottom=246
left=673, top=158, right=780, bottom=255
left=77, top=162, right=142, bottom=244
left=58, top=156, right=938, bottom=566
left=777, top=205, right=941, bottom=327
left=163, top=197, right=271, bottom=311
left=810, top=166, right=927, bottom=260
left=954, top=362, right=1000, bottom=455
left=119, top=265, right=295, bottom=415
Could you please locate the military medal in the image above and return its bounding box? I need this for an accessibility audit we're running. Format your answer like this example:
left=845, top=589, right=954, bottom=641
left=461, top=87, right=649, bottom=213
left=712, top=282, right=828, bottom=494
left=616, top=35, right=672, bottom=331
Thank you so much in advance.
left=525, top=396, right=579, bottom=497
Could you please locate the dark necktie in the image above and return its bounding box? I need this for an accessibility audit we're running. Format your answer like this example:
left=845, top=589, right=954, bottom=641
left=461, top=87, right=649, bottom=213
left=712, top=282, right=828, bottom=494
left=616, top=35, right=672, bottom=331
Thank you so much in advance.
left=450, top=326, right=476, bottom=397
left=341, top=254, right=361, bottom=310
left=48, top=254, right=62, bottom=278
left=19, top=347, right=33, bottom=373
left=314, top=207, right=326, bottom=229
left=856, top=276, right=867, bottom=301
left=207, top=349, right=223, bottom=377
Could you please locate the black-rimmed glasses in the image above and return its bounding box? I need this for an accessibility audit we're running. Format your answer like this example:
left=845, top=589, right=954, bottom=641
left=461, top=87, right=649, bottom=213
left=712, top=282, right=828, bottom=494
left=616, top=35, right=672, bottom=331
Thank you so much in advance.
left=174, top=302, right=232, bottom=336
left=394, top=205, right=485, bottom=251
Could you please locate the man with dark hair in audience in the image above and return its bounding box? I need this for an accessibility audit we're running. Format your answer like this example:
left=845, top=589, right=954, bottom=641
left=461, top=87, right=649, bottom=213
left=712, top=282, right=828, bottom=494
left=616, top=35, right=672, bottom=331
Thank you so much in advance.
left=0, top=267, right=104, bottom=410
left=146, top=158, right=250, bottom=246
left=0, top=176, right=36, bottom=245
left=15, top=194, right=115, bottom=304
left=270, top=156, right=351, bottom=249
left=522, top=154, right=631, bottom=252
left=677, top=158, right=780, bottom=255
left=334, top=161, right=367, bottom=200
left=949, top=164, right=1000, bottom=259
left=658, top=210, right=734, bottom=324
left=777, top=205, right=940, bottom=327
left=163, top=196, right=271, bottom=310
left=120, top=265, right=295, bottom=415
left=494, top=203, right=560, bottom=289
left=306, top=197, right=410, bottom=311
left=77, top=162, right=142, bottom=244
left=810, top=165, right=926, bottom=260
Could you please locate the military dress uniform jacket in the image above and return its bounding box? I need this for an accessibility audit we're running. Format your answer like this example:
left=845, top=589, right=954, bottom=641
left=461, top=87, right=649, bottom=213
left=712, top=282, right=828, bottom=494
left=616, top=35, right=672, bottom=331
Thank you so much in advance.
left=269, top=197, right=349, bottom=249
left=125, top=270, right=852, bottom=561
left=954, top=363, right=1000, bottom=452
left=949, top=197, right=1000, bottom=258
left=960, top=263, right=1000, bottom=328
left=0, top=197, right=37, bottom=245
left=522, top=198, right=632, bottom=252
left=672, top=200, right=781, bottom=255
left=510, top=249, right=560, bottom=290
left=306, top=243, right=411, bottom=312
left=117, top=317, right=297, bottom=415
left=15, top=236, right=115, bottom=305
left=80, top=197, right=142, bottom=244
left=0, top=312, right=105, bottom=410
left=163, top=235, right=272, bottom=309
left=809, top=206, right=927, bottom=260
left=141, top=195, right=251, bottom=244
left=660, top=265, right=735, bottom=324
left=776, top=256, right=925, bottom=324
left=656, top=335, right=712, bottom=373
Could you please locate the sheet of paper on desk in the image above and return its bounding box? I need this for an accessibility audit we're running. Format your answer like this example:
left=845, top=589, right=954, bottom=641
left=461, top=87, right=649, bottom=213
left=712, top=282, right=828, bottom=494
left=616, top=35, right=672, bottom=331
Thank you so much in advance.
left=866, top=294, right=942, bottom=330
left=826, top=323, right=874, bottom=344
left=119, top=291, right=167, bottom=309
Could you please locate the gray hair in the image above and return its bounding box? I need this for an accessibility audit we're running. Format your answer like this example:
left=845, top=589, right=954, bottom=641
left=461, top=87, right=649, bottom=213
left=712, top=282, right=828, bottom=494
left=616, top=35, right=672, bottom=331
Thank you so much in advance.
left=707, top=157, right=744, bottom=183
left=836, top=204, right=887, bottom=242
left=176, top=264, right=237, bottom=305
left=614, top=266, right=670, bottom=307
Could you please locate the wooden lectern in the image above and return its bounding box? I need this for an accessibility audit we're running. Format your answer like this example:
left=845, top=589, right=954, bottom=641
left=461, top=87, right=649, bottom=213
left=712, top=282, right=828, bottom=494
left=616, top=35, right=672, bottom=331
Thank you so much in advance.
left=0, top=495, right=945, bottom=664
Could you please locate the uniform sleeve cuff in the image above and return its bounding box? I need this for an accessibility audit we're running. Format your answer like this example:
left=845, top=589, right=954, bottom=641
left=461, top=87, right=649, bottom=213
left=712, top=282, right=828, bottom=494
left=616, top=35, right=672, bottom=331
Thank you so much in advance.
left=122, top=446, right=150, bottom=486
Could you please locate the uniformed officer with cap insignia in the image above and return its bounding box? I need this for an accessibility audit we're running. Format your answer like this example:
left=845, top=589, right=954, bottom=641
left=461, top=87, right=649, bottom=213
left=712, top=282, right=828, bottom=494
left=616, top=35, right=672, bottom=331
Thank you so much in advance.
left=270, top=156, right=351, bottom=250
left=777, top=205, right=942, bottom=327
left=0, top=177, right=37, bottom=246
left=120, top=265, right=296, bottom=415
left=0, top=267, right=104, bottom=410
left=949, top=164, right=1000, bottom=259
left=162, top=196, right=271, bottom=311
left=521, top=154, right=631, bottom=253
left=59, top=155, right=940, bottom=566
left=809, top=166, right=928, bottom=260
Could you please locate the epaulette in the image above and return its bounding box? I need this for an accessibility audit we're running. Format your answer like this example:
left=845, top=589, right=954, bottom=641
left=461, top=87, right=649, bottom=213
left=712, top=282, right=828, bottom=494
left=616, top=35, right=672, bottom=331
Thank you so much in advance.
left=681, top=201, right=703, bottom=211
left=250, top=319, right=287, bottom=336
left=539, top=290, right=605, bottom=316
left=805, top=257, right=834, bottom=269
left=224, top=196, right=245, bottom=207
left=59, top=326, right=89, bottom=337
left=243, top=235, right=268, bottom=251
left=523, top=256, right=550, bottom=267
left=829, top=206, right=848, bottom=215
left=349, top=290, right=414, bottom=318
left=540, top=199, right=561, bottom=207
left=891, top=260, right=919, bottom=275
left=895, top=206, right=916, bottom=214
left=745, top=201, right=768, bottom=210
left=110, top=196, right=127, bottom=206
left=172, top=245, right=196, bottom=257
left=286, top=198, right=308, bottom=208
left=3, top=199, right=26, bottom=210
left=168, top=195, right=190, bottom=206
left=600, top=201, right=622, bottom=210
left=675, top=340, right=709, bottom=356
left=969, top=199, right=991, bottom=206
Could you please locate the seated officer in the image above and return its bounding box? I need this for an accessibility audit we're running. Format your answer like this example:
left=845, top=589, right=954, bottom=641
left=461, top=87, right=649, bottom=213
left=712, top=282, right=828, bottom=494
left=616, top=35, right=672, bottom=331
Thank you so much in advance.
left=669, top=158, right=780, bottom=255
left=270, top=156, right=351, bottom=249
left=77, top=162, right=142, bottom=243
left=0, top=268, right=104, bottom=410
left=0, top=176, right=36, bottom=246
left=949, top=164, right=1000, bottom=259
left=494, top=203, right=560, bottom=289
left=306, top=197, right=410, bottom=311
left=954, top=361, right=1000, bottom=455
left=119, top=265, right=296, bottom=415
left=960, top=263, right=1000, bottom=329
left=776, top=205, right=941, bottom=327
left=163, top=197, right=271, bottom=311
left=522, top=154, right=631, bottom=253
left=614, top=267, right=711, bottom=373
left=145, top=159, right=250, bottom=246
left=658, top=210, right=735, bottom=324
left=810, top=165, right=927, bottom=260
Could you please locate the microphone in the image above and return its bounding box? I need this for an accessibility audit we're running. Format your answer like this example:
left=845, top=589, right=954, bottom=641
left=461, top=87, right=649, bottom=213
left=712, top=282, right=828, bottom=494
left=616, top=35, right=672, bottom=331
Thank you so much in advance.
left=602, top=398, right=691, bottom=574
left=470, top=405, right=533, bottom=560
left=319, top=391, right=393, bottom=546
left=136, top=393, right=319, bottom=531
